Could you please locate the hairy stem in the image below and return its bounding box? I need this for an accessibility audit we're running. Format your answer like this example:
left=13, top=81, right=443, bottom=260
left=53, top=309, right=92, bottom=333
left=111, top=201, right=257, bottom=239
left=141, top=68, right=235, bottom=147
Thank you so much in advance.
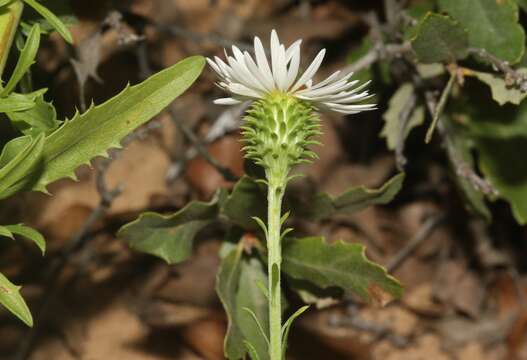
left=0, top=1, right=23, bottom=77
left=266, top=172, right=286, bottom=360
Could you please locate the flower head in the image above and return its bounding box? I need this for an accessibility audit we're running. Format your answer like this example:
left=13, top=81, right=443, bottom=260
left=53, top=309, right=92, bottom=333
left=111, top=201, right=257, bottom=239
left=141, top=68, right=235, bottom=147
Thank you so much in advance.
left=207, top=29, right=375, bottom=114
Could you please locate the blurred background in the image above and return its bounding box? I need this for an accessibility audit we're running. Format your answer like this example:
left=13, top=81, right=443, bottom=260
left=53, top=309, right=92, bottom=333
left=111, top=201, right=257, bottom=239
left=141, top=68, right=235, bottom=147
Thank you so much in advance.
left=0, top=0, right=526, bottom=359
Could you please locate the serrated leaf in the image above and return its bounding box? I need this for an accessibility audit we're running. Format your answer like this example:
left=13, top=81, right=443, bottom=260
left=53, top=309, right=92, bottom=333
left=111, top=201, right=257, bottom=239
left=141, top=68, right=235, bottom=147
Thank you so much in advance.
left=297, top=173, right=405, bottom=221
left=7, top=93, right=60, bottom=135
left=411, top=13, right=468, bottom=63
left=0, top=272, right=33, bottom=327
left=381, top=83, right=425, bottom=150
left=23, top=0, right=73, bottom=43
left=118, top=191, right=222, bottom=264
left=471, top=69, right=527, bottom=105
left=216, top=246, right=245, bottom=360
left=222, top=175, right=267, bottom=230
left=27, top=56, right=204, bottom=192
left=1, top=23, right=40, bottom=96
left=0, top=133, right=44, bottom=199
left=1, top=224, right=45, bottom=254
left=439, top=0, right=525, bottom=64
left=282, top=237, right=403, bottom=305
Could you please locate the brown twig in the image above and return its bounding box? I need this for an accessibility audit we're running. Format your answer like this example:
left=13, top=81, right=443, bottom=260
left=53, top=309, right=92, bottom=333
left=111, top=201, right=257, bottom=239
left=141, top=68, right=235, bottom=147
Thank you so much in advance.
left=386, top=213, right=446, bottom=273
left=468, top=47, right=527, bottom=92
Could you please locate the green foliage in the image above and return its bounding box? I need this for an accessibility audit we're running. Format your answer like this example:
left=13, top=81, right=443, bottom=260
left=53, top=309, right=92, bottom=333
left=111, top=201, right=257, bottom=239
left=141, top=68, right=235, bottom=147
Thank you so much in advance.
left=216, top=246, right=247, bottom=360
left=1, top=23, right=40, bottom=96
left=118, top=191, right=223, bottom=264
left=296, top=173, right=405, bottom=221
left=439, top=0, right=525, bottom=63
left=0, top=134, right=44, bottom=199
left=7, top=93, right=59, bottom=135
left=282, top=237, right=403, bottom=304
left=222, top=176, right=267, bottom=230
left=0, top=273, right=33, bottom=326
left=23, top=0, right=73, bottom=43
left=30, top=56, right=205, bottom=192
left=381, top=83, right=425, bottom=150
left=0, top=224, right=46, bottom=254
left=411, top=13, right=468, bottom=63
left=472, top=69, right=527, bottom=105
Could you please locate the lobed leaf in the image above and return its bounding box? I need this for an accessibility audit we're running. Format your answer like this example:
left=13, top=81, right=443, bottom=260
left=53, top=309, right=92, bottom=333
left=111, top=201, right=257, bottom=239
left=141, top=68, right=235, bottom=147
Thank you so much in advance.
left=118, top=191, right=222, bottom=264
left=282, top=237, right=403, bottom=305
left=7, top=93, right=60, bottom=136
left=296, top=173, right=405, bottom=221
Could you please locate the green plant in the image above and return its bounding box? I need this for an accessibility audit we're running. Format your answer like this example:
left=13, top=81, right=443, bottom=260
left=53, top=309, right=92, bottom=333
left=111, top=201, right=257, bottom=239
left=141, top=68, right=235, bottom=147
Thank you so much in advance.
left=0, top=0, right=204, bottom=326
left=120, top=30, right=403, bottom=359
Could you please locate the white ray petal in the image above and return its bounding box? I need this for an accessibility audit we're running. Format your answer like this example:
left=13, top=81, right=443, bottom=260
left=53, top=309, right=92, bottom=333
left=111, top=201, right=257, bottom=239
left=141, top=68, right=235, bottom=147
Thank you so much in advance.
left=254, top=36, right=274, bottom=89
left=275, top=45, right=288, bottom=91
left=285, top=44, right=301, bottom=89
left=285, top=39, right=302, bottom=62
left=290, top=49, right=326, bottom=92
left=243, top=51, right=274, bottom=91
left=270, top=30, right=282, bottom=89
left=214, top=97, right=243, bottom=105
left=228, top=83, right=262, bottom=98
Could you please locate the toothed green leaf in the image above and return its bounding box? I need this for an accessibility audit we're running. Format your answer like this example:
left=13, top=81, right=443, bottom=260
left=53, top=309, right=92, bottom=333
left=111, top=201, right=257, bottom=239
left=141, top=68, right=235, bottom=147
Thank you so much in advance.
left=118, top=190, right=222, bottom=264
left=282, top=237, right=403, bottom=305
left=295, top=173, right=405, bottom=221
left=25, top=56, right=204, bottom=192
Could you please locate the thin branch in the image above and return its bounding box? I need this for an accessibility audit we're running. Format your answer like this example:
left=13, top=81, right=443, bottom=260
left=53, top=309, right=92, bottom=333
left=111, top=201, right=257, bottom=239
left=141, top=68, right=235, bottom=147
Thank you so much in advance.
left=425, top=70, right=456, bottom=143
left=424, top=90, right=499, bottom=197
left=168, top=107, right=239, bottom=182
left=328, top=307, right=409, bottom=347
left=468, top=47, right=527, bottom=92
left=386, top=213, right=446, bottom=273
left=345, top=42, right=412, bottom=74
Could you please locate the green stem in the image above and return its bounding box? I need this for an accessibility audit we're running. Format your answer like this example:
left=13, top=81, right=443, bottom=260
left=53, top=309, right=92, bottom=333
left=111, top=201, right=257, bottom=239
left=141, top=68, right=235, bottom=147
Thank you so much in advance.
left=266, top=171, right=286, bottom=360
left=0, top=1, right=23, bottom=77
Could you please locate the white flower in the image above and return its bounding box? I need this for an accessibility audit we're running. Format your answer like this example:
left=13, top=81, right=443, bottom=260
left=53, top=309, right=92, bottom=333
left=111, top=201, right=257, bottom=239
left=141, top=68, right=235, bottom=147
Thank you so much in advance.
left=207, top=29, right=376, bottom=114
